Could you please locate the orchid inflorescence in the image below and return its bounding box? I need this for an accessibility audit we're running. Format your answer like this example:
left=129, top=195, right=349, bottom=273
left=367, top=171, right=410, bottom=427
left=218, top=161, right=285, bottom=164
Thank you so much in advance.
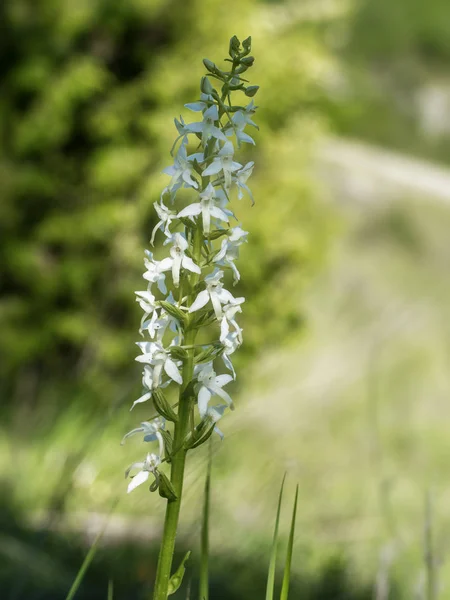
left=123, top=35, right=258, bottom=497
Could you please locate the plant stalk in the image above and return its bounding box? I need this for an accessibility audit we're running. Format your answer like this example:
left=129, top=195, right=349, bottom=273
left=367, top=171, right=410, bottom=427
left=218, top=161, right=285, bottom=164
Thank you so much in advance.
left=153, top=228, right=203, bottom=600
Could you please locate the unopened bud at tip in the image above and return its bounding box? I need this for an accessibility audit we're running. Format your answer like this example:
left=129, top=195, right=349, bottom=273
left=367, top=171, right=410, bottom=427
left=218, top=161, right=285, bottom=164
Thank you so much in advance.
left=245, top=85, right=259, bottom=98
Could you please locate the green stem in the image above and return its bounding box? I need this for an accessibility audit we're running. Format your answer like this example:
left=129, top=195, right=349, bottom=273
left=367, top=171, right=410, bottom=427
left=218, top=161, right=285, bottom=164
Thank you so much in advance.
left=152, top=229, right=203, bottom=600
left=199, top=440, right=212, bottom=600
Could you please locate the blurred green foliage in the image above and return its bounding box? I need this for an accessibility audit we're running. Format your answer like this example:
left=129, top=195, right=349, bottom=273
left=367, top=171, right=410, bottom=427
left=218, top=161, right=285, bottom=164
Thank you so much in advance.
left=0, top=0, right=333, bottom=412
left=326, top=0, right=450, bottom=163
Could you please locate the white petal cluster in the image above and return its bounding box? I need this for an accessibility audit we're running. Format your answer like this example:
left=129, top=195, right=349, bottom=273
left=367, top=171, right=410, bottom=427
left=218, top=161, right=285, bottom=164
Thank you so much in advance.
left=125, top=73, right=257, bottom=493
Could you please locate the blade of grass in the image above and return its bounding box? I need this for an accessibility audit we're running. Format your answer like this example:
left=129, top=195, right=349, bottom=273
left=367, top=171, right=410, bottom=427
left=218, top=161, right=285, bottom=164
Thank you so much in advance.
left=424, top=490, right=438, bottom=600
left=199, top=440, right=212, bottom=600
left=65, top=498, right=118, bottom=600
left=265, top=473, right=286, bottom=600
left=279, top=484, right=299, bottom=600
left=107, top=579, right=114, bottom=600
left=65, top=528, right=103, bottom=600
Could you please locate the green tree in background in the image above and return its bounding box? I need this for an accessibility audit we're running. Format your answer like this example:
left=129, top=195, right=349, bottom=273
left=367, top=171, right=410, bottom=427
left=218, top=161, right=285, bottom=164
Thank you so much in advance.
left=0, top=0, right=333, bottom=413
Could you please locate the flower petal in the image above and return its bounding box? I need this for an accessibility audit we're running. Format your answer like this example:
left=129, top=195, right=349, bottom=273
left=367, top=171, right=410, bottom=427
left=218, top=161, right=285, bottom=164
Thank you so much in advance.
left=131, top=391, right=152, bottom=410
left=198, top=386, right=212, bottom=418
left=177, top=204, right=202, bottom=218
left=188, top=290, right=209, bottom=313
left=127, top=470, right=149, bottom=493
left=182, top=256, right=201, bottom=274
left=214, top=374, right=233, bottom=387
left=164, top=358, right=183, bottom=385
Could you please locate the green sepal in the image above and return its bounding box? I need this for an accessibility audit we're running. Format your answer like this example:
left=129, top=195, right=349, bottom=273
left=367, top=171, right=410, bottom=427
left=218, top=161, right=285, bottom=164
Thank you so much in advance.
left=194, top=344, right=224, bottom=365
left=158, top=471, right=178, bottom=502
left=179, top=216, right=197, bottom=230
left=245, top=85, right=259, bottom=98
left=206, top=228, right=229, bottom=240
left=152, top=389, right=178, bottom=423
left=159, top=301, right=188, bottom=324
left=159, top=429, right=173, bottom=462
left=168, top=551, right=191, bottom=595
left=190, top=310, right=215, bottom=331
left=168, top=345, right=189, bottom=361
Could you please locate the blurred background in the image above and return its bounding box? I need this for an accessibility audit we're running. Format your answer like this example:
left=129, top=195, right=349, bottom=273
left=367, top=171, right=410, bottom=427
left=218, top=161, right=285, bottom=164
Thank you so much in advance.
left=1, top=0, right=450, bottom=597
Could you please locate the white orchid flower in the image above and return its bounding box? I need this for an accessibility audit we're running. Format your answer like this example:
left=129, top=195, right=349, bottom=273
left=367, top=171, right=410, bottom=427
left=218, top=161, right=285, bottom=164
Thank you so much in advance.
left=214, top=238, right=241, bottom=283
left=184, top=105, right=227, bottom=145
left=202, top=141, right=242, bottom=189
left=162, top=139, right=199, bottom=200
left=122, top=417, right=166, bottom=455
left=206, top=403, right=228, bottom=440
left=150, top=200, right=176, bottom=245
left=242, top=100, right=259, bottom=129
left=126, top=452, right=161, bottom=494
left=135, top=341, right=182, bottom=391
left=225, top=111, right=255, bottom=145
left=221, top=330, right=241, bottom=378
left=177, top=183, right=229, bottom=234
left=188, top=269, right=234, bottom=319
left=159, top=233, right=201, bottom=288
left=235, top=162, right=254, bottom=204
left=194, top=362, right=234, bottom=418
left=213, top=227, right=247, bottom=283
left=135, top=290, right=158, bottom=336
left=184, top=93, right=214, bottom=113
left=143, top=251, right=171, bottom=294
left=220, top=297, right=245, bottom=343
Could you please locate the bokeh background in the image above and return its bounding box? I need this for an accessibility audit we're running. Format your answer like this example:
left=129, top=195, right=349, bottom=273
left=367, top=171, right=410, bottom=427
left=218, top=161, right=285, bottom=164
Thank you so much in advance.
left=1, top=0, right=450, bottom=598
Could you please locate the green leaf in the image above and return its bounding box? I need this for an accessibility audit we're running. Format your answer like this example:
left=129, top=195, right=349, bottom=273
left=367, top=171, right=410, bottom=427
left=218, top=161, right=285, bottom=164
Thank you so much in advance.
left=190, top=310, right=215, bottom=331
left=107, top=579, right=113, bottom=600
left=168, top=551, right=191, bottom=595
left=279, top=484, right=299, bottom=600
left=194, top=344, right=224, bottom=365
left=265, top=474, right=286, bottom=600
left=152, top=388, right=178, bottom=422
left=159, top=301, right=188, bottom=324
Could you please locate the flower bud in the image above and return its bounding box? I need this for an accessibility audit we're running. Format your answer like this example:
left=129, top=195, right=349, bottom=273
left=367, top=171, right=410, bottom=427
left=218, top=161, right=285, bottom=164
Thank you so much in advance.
left=240, top=56, right=254, bottom=67
left=229, top=35, right=240, bottom=58
left=242, top=36, right=252, bottom=53
left=234, top=64, right=248, bottom=75
left=203, top=58, right=222, bottom=77
left=200, top=76, right=213, bottom=95
left=245, top=85, right=259, bottom=97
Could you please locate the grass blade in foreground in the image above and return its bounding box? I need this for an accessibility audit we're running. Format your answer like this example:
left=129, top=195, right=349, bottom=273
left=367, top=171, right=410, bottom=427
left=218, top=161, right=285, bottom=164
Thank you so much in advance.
left=108, top=579, right=114, bottom=600
left=265, top=474, right=286, bottom=600
left=65, top=499, right=118, bottom=600
left=65, top=529, right=104, bottom=600
left=280, top=485, right=299, bottom=600
left=199, top=443, right=212, bottom=600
